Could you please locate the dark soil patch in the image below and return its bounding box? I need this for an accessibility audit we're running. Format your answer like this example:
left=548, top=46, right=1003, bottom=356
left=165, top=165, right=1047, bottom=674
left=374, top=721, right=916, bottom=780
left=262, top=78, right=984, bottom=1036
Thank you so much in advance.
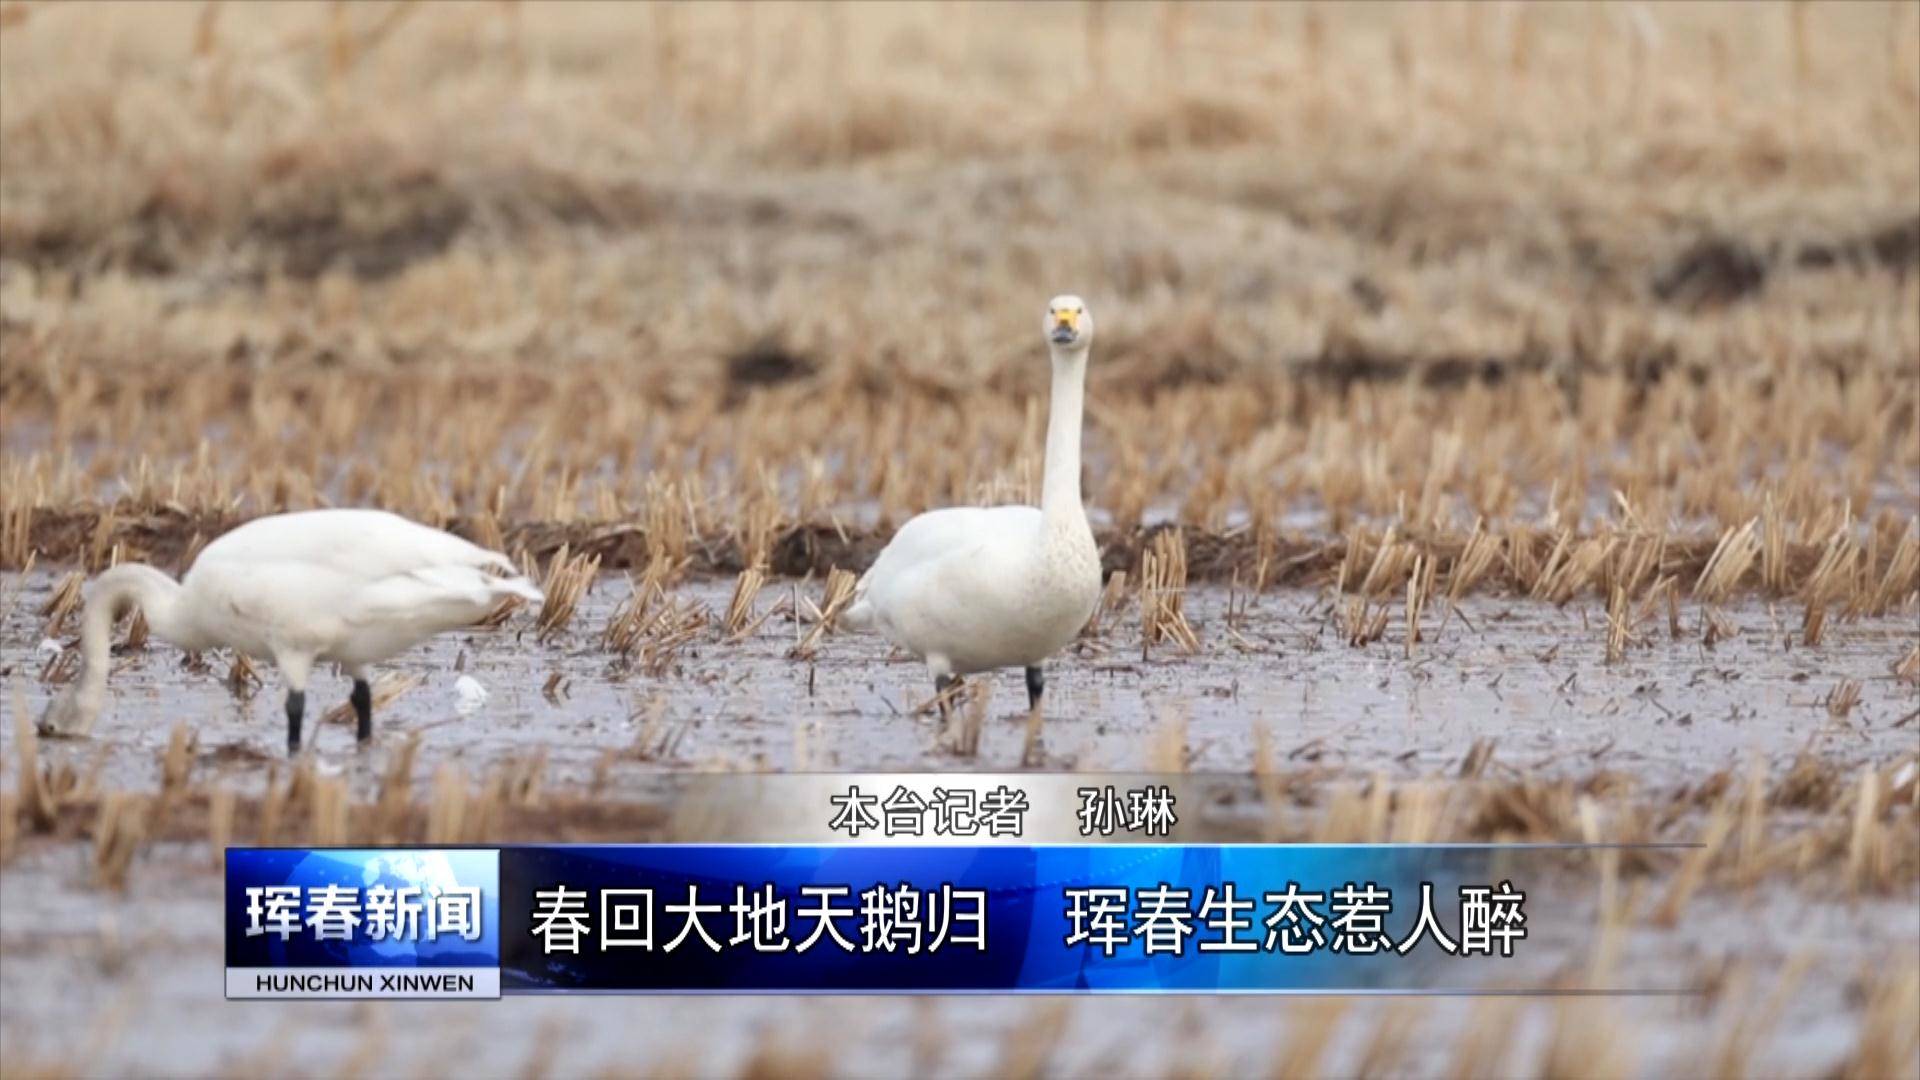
left=16, top=507, right=1904, bottom=601
left=1653, top=214, right=1920, bottom=310
left=1653, top=236, right=1770, bottom=309
left=723, top=340, right=817, bottom=405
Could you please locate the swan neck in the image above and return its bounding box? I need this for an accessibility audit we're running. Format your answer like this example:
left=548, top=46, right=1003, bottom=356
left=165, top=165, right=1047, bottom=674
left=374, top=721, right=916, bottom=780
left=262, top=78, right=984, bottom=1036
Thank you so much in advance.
left=1041, top=345, right=1088, bottom=528
left=78, top=565, right=187, bottom=693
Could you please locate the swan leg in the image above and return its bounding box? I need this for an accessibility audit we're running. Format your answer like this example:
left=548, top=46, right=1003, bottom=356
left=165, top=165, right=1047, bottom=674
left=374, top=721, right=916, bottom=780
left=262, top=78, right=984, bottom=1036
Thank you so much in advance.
left=1025, top=665, right=1045, bottom=709
left=926, top=654, right=959, bottom=720
left=277, top=652, right=314, bottom=756
left=285, top=690, right=305, bottom=755
left=350, top=678, right=373, bottom=744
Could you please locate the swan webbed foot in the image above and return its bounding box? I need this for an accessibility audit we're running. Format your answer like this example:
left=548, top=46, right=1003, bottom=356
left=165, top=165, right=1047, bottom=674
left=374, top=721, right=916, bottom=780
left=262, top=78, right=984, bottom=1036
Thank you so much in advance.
left=351, top=678, right=373, bottom=744
left=1025, top=665, right=1045, bottom=710
left=285, top=690, right=305, bottom=755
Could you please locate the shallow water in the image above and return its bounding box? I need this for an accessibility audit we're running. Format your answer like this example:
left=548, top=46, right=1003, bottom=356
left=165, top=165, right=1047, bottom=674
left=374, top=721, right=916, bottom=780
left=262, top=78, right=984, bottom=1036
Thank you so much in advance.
left=1, top=571, right=1913, bottom=798
left=0, top=834, right=1913, bottom=1078
left=1, top=570, right=1915, bottom=1076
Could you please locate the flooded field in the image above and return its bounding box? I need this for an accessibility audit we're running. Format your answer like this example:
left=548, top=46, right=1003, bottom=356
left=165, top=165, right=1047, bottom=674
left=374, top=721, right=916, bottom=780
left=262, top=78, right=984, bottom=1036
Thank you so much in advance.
left=3, top=828, right=1913, bottom=1078
left=4, top=1, right=1918, bottom=1075
left=2, top=566, right=1915, bottom=1076
left=2, top=571, right=1913, bottom=793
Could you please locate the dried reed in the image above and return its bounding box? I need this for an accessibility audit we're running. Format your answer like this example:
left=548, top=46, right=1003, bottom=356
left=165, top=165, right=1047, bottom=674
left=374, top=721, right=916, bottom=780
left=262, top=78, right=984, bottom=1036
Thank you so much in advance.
left=1825, top=679, right=1864, bottom=720
left=319, top=672, right=422, bottom=726
left=789, top=568, right=855, bottom=661
left=723, top=566, right=768, bottom=640
left=535, top=544, right=600, bottom=640
left=937, top=683, right=986, bottom=758
left=39, top=570, right=84, bottom=637
left=1141, top=529, right=1200, bottom=655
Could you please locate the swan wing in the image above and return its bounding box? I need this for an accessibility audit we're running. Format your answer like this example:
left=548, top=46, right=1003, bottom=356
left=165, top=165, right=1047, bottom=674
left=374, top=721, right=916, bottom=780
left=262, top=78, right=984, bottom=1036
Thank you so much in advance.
left=857, top=506, right=1041, bottom=596
left=859, top=516, right=1053, bottom=668
left=847, top=505, right=1041, bottom=640
left=193, top=509, right=519, bottom=582
left=342, top=563, right=539, bottom=629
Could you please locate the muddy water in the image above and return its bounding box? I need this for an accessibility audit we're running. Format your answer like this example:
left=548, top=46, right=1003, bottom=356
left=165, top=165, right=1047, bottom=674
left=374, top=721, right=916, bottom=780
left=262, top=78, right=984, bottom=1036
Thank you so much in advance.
left=2, top=569, right=1916, bottom=1077
left=1, top=834, right=1914, bottom=1077
left=1, top=571, right=1913, bottom=797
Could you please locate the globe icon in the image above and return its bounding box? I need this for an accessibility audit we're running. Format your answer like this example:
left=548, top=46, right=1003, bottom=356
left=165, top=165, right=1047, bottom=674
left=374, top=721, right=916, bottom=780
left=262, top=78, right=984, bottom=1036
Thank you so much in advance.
left=261, top=849, right=491, bottom=967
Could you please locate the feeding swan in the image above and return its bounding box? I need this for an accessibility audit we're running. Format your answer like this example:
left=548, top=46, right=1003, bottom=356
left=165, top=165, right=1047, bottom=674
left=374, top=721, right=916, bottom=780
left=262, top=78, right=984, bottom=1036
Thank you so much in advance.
left=844, top=295, right=1103, bottom=710
left=36, top=509, right=543, bottom=754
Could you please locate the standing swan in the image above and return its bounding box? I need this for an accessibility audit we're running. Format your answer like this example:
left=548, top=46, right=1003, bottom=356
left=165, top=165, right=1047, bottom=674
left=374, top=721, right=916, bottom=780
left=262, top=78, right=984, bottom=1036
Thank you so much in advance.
left=37, top=509, right=543, bottom=754
left=844, top=295, right=1103, bottom=710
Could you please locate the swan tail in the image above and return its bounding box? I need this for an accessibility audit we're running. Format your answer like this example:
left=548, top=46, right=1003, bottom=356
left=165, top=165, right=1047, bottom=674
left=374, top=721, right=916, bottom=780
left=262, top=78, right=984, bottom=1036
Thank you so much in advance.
left=476, top=549, right=543, bottom=604
left=838, top=563, right=881, bottom=632
left=491, top=575, right=544, bottom=605
left=354, top=565, right=542, bottom=626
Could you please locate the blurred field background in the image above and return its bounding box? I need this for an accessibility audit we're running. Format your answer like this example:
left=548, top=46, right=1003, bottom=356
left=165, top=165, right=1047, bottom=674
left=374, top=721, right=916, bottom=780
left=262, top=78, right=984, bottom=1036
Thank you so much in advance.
left=2, top=0, right=1916, bottom=605
left=2, top=2, right=1919, bottom=1077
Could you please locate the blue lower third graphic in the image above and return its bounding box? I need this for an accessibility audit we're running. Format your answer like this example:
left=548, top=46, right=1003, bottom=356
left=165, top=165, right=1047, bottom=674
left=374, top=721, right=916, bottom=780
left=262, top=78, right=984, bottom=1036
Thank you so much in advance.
left=225, top=848, right=502, bottom=998
left=223, top=845, right=1549, bottom=995
left=499, top=845, right=1526, bottom=994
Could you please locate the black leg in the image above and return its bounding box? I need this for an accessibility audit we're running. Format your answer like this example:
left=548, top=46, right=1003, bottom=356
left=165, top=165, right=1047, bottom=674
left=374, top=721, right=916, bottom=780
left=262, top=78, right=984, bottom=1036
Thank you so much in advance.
left=285, top=690, right=305, bottom=755
left=351, top=679, right=373, bottom=744
left=934, top=674, right=957, bottom=719
left=1025, top=665, right=1045, bottom=710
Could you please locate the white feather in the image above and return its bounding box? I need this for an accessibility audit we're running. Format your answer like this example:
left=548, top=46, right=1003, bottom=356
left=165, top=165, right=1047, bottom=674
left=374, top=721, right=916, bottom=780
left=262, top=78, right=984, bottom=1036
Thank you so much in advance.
left=453, top=675, right=489, bottom=716
left=847, top=297, right=1103, bottom=680
left=38, top=509, right=542, bottom=750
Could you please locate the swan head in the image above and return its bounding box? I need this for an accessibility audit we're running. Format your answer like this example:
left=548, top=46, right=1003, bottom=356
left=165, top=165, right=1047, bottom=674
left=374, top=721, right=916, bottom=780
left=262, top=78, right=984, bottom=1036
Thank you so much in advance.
left=1046, top=295, right=1093, bottom=352
left=37, top=681, right=103, bottom=738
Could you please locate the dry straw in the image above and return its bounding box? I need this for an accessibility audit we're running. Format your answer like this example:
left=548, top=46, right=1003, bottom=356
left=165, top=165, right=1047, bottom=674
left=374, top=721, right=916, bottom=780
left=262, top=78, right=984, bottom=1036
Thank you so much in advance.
left=535, top=544, right=600, bottom=641
left=39, top=571, right=84, bottom=638
left=723, top=566, right=768, bottom=640
left=1825, top=679, right=1864, bottom=720
left=1140, top=529, right=1200, bottom=656
left=940, top=682, right=987, bottom=759
left=789, top=568, right=856, bottom=661
left=320, top=672, right=422, bottom=727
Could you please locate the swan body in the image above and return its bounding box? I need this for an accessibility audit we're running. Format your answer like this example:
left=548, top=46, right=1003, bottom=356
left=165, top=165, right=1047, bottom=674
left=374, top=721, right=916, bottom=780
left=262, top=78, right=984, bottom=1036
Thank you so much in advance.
left=844, top=296, right=1103, bottom=705
left=37, top=509, right=542, bottom=753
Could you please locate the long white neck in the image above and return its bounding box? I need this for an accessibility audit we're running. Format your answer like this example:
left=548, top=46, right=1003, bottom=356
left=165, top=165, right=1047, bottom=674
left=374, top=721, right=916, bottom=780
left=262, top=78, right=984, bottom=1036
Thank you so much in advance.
left=74, top=564, right=191, bottom=700
left=1041, top=344, right=1089, bottom=530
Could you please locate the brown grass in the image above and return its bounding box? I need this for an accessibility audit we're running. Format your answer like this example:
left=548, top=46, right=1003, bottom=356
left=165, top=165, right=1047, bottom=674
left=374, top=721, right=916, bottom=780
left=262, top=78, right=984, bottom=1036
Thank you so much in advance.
left=939, top=681, right=988, bottom=759
left=1825, top=678, right=1865, bottom=720
left=89, top=790, right=146, bottom=891
left=1896, top=642, right=1920, bottom=683
left=0, top=7, right=1915, bottom=1068
left=1539, top=999, right=1635, bottom=1079
left=788, top=567, right=855, bottom=661
left=1267, top=999, right=1346, bottom=1079
left=534, top=544, right=600, bottom=641
left=603, top=572, right=708, bottom=676
left=1141, top=528, right=1201, bottom=655
left=722, top=566, right=767, bottom=640
left=0, top=6, right=1911, bottom=616
left=1445, top=998, right=1521, bottom=1079
left=38, top=570, right=83, bottom=637
left=1840, top=962, right=1920, bottom=1080
left=992, top=1000, right=1069, bottom=1080
left=319, top=671, right=421, bottom=727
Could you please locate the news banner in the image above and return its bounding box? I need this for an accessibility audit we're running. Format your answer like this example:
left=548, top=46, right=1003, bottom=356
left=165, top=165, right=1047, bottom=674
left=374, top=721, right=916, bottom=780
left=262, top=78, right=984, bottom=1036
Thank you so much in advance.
left=225, top=774, right=1677, bottom=999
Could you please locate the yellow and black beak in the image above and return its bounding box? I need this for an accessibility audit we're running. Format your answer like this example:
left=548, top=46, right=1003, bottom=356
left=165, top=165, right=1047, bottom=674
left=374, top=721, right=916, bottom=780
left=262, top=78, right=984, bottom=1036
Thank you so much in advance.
left=1050, top=308, right=1079, bottom=344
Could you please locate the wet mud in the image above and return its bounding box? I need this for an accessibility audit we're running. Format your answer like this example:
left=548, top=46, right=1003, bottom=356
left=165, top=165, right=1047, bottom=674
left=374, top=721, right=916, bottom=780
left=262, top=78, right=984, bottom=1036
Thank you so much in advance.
left=3, top=572, right=1913, bottom=796
left=1, top=570, right=1914, bottom=1077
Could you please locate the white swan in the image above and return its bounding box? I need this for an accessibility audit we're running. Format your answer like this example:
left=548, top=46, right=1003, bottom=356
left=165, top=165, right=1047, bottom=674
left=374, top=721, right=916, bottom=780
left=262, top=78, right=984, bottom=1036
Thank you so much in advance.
left=844, top=295, right=1104, bottom=710
left=37, top=509, right=543, bottom=753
